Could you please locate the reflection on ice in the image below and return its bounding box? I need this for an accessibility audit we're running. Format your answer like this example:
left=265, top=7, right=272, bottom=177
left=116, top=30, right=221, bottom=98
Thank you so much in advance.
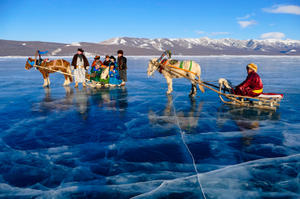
left=34, top=87, right=74, bottom=113
left=149, top=95, right=203, bottom=133
left=216, top=106, right=281, bottom=146
left=74, top=87, right=89, bottom=119
left=33, top=86, right=128, bottom=119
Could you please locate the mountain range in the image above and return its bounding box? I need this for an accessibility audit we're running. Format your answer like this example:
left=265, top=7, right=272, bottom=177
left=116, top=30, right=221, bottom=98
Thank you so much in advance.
left=1, top=37, right=300, bottom=56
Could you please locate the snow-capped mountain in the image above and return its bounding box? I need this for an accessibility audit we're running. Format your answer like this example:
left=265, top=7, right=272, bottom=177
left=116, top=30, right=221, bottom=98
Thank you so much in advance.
left=1, top=37, right=300, bottom=56
left=99, top=37, right=300, bottom=55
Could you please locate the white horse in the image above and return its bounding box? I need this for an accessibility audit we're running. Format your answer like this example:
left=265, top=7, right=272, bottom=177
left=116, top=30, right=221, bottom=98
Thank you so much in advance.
left=147, top=58, right=205, bottom=96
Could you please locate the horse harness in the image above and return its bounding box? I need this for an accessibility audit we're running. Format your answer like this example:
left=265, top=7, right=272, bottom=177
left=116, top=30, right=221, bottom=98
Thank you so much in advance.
left=158, top=59, right=197, bottom=76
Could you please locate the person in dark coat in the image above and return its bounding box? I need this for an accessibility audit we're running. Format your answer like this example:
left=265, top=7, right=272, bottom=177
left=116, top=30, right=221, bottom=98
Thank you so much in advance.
left=71, top=48, right=90, bottom=88
left=102, top=55, right=111, bottom=66
left=234, top=63, right=263, bottom=97
left=117, top=50, right=127, bottom=85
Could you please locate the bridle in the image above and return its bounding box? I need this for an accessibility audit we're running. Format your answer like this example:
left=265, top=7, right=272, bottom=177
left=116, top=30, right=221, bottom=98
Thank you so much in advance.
left=27, top=58, right=35, bottom=67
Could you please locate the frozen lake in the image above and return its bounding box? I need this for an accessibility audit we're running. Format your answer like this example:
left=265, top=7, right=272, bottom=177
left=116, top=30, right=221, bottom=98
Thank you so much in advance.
left=0, top=56, right=299, bottom=198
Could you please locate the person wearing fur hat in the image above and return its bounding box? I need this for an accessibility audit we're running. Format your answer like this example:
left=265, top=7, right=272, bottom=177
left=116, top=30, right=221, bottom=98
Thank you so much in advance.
left=71, top=48, right=90, bottom=88
left=117, top=50, right=127, bottom=86
left=109, top=56, right=117, bottom=66
left=234, top=63, right=263, bottom=97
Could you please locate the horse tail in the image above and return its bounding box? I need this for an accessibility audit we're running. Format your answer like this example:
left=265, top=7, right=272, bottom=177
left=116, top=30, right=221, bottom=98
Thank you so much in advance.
left=65, top=60, right=73, bottom=82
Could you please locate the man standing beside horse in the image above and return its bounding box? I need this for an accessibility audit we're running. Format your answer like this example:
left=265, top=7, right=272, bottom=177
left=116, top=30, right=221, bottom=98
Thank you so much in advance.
left=71, top=48, right=89, bottom=88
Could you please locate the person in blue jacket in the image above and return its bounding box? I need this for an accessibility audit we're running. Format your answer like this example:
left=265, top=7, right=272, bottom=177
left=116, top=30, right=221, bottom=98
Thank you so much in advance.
left=109, top=62, right=122, bottom=86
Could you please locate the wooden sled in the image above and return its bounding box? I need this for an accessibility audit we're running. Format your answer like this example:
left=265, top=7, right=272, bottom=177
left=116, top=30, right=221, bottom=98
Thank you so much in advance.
left=218, top=90, right=283, bottom=111
left=165, top=66, right=283, bottom=111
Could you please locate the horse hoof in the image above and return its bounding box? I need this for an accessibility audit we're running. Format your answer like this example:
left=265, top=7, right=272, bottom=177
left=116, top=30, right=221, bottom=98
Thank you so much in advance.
left=189, top=93, right=196, bottom=97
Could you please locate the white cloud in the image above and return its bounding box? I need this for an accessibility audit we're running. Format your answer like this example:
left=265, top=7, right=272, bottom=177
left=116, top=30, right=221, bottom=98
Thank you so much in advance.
left=237, top=14, right=251, bottom=20
left=264, top=5, right=300, bottom=15
left=210, top=32, right=230, bottom=36
left=237, top=13, right=255, bottom=20
left=195, top=30, right=205, bottom=35
left=260, top=32, right=286, bottom=40
left=238, top=20, right=257, bottom=28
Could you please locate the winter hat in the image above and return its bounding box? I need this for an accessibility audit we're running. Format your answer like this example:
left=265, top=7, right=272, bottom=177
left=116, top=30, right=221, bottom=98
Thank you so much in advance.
left=77, top=48, right=84, bottom=53
left=117, top=50, right=123, bottom=55
left=247, top=63, right=257, bottom=72
left=110, top=56, right=116, bottom=60
left=94, top=55, right=100, bottom=60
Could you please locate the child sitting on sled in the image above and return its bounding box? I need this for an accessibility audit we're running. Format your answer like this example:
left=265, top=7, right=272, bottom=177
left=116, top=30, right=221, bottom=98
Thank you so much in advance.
left=90, top=55, right=103, bottom=82
left=109, top=63, right=122, bottom=86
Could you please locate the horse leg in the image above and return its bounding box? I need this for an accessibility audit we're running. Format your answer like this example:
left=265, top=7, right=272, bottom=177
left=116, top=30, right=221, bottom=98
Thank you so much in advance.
left=47, top=75, right=50, bottom=86
left=166, top=76, right=173, bottom=94
left=63, top=75, right=69, bottom=86
left=66, top=65, right=73, bottom=83
left=41, top=72, right=48, bottom=87
left=189, top=83, right=197, bottom=97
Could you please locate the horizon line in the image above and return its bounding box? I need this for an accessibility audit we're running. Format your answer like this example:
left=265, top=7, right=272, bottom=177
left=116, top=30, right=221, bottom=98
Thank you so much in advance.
left=1, top=36, right=300, bottom=44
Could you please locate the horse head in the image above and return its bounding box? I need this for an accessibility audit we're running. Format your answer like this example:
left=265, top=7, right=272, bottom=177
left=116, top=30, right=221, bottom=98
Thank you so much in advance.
left=147, top=58, right=160, bottom=77
left=25, top=57, right=35, bottom=70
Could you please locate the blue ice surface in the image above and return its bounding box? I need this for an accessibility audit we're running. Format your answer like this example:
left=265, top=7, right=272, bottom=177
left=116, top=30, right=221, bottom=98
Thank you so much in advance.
left=0, top=56, right=299, bottom=198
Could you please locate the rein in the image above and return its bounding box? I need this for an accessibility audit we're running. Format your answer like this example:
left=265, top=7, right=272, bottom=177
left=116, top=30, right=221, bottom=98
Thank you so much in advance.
left=32, top=62, right=90, bottom=82
left=33, top=64, right=71, bottom=76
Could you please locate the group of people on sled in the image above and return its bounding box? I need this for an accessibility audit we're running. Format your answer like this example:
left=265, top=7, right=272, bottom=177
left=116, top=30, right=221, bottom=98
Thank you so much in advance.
left=71, top=48, right=127, bottom=88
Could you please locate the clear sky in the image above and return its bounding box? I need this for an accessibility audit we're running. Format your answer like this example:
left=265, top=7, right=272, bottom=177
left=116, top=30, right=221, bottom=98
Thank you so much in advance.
left=0, top=0, right=300, bottom=43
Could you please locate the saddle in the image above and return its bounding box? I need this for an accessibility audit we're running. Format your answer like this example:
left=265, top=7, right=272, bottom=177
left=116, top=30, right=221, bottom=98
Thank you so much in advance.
left=169, top=60, right=179, bottom=65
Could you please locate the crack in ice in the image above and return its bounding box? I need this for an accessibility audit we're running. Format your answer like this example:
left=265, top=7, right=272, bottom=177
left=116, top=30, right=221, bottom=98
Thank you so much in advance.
left=170, top=94, right=207, bottom=199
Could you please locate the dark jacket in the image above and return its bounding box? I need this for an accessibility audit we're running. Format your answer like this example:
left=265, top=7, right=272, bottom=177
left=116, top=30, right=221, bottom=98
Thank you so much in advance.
left=103, top=60, right=111, bottom=66
left=234, top=71, right=263, bottom=97
left=117, top=56, right=127, bottom=70
left=71, top=54, right=89, bottom=69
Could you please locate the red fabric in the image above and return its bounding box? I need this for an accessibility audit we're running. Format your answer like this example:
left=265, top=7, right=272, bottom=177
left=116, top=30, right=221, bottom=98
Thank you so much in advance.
left=234, top=71, right=263, bottom=97
left=91, top=60, right=103, bottom=67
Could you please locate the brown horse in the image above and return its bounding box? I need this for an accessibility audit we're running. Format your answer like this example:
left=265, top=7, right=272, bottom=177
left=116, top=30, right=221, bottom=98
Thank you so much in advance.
left=25, top=57, right=73, bottom=87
